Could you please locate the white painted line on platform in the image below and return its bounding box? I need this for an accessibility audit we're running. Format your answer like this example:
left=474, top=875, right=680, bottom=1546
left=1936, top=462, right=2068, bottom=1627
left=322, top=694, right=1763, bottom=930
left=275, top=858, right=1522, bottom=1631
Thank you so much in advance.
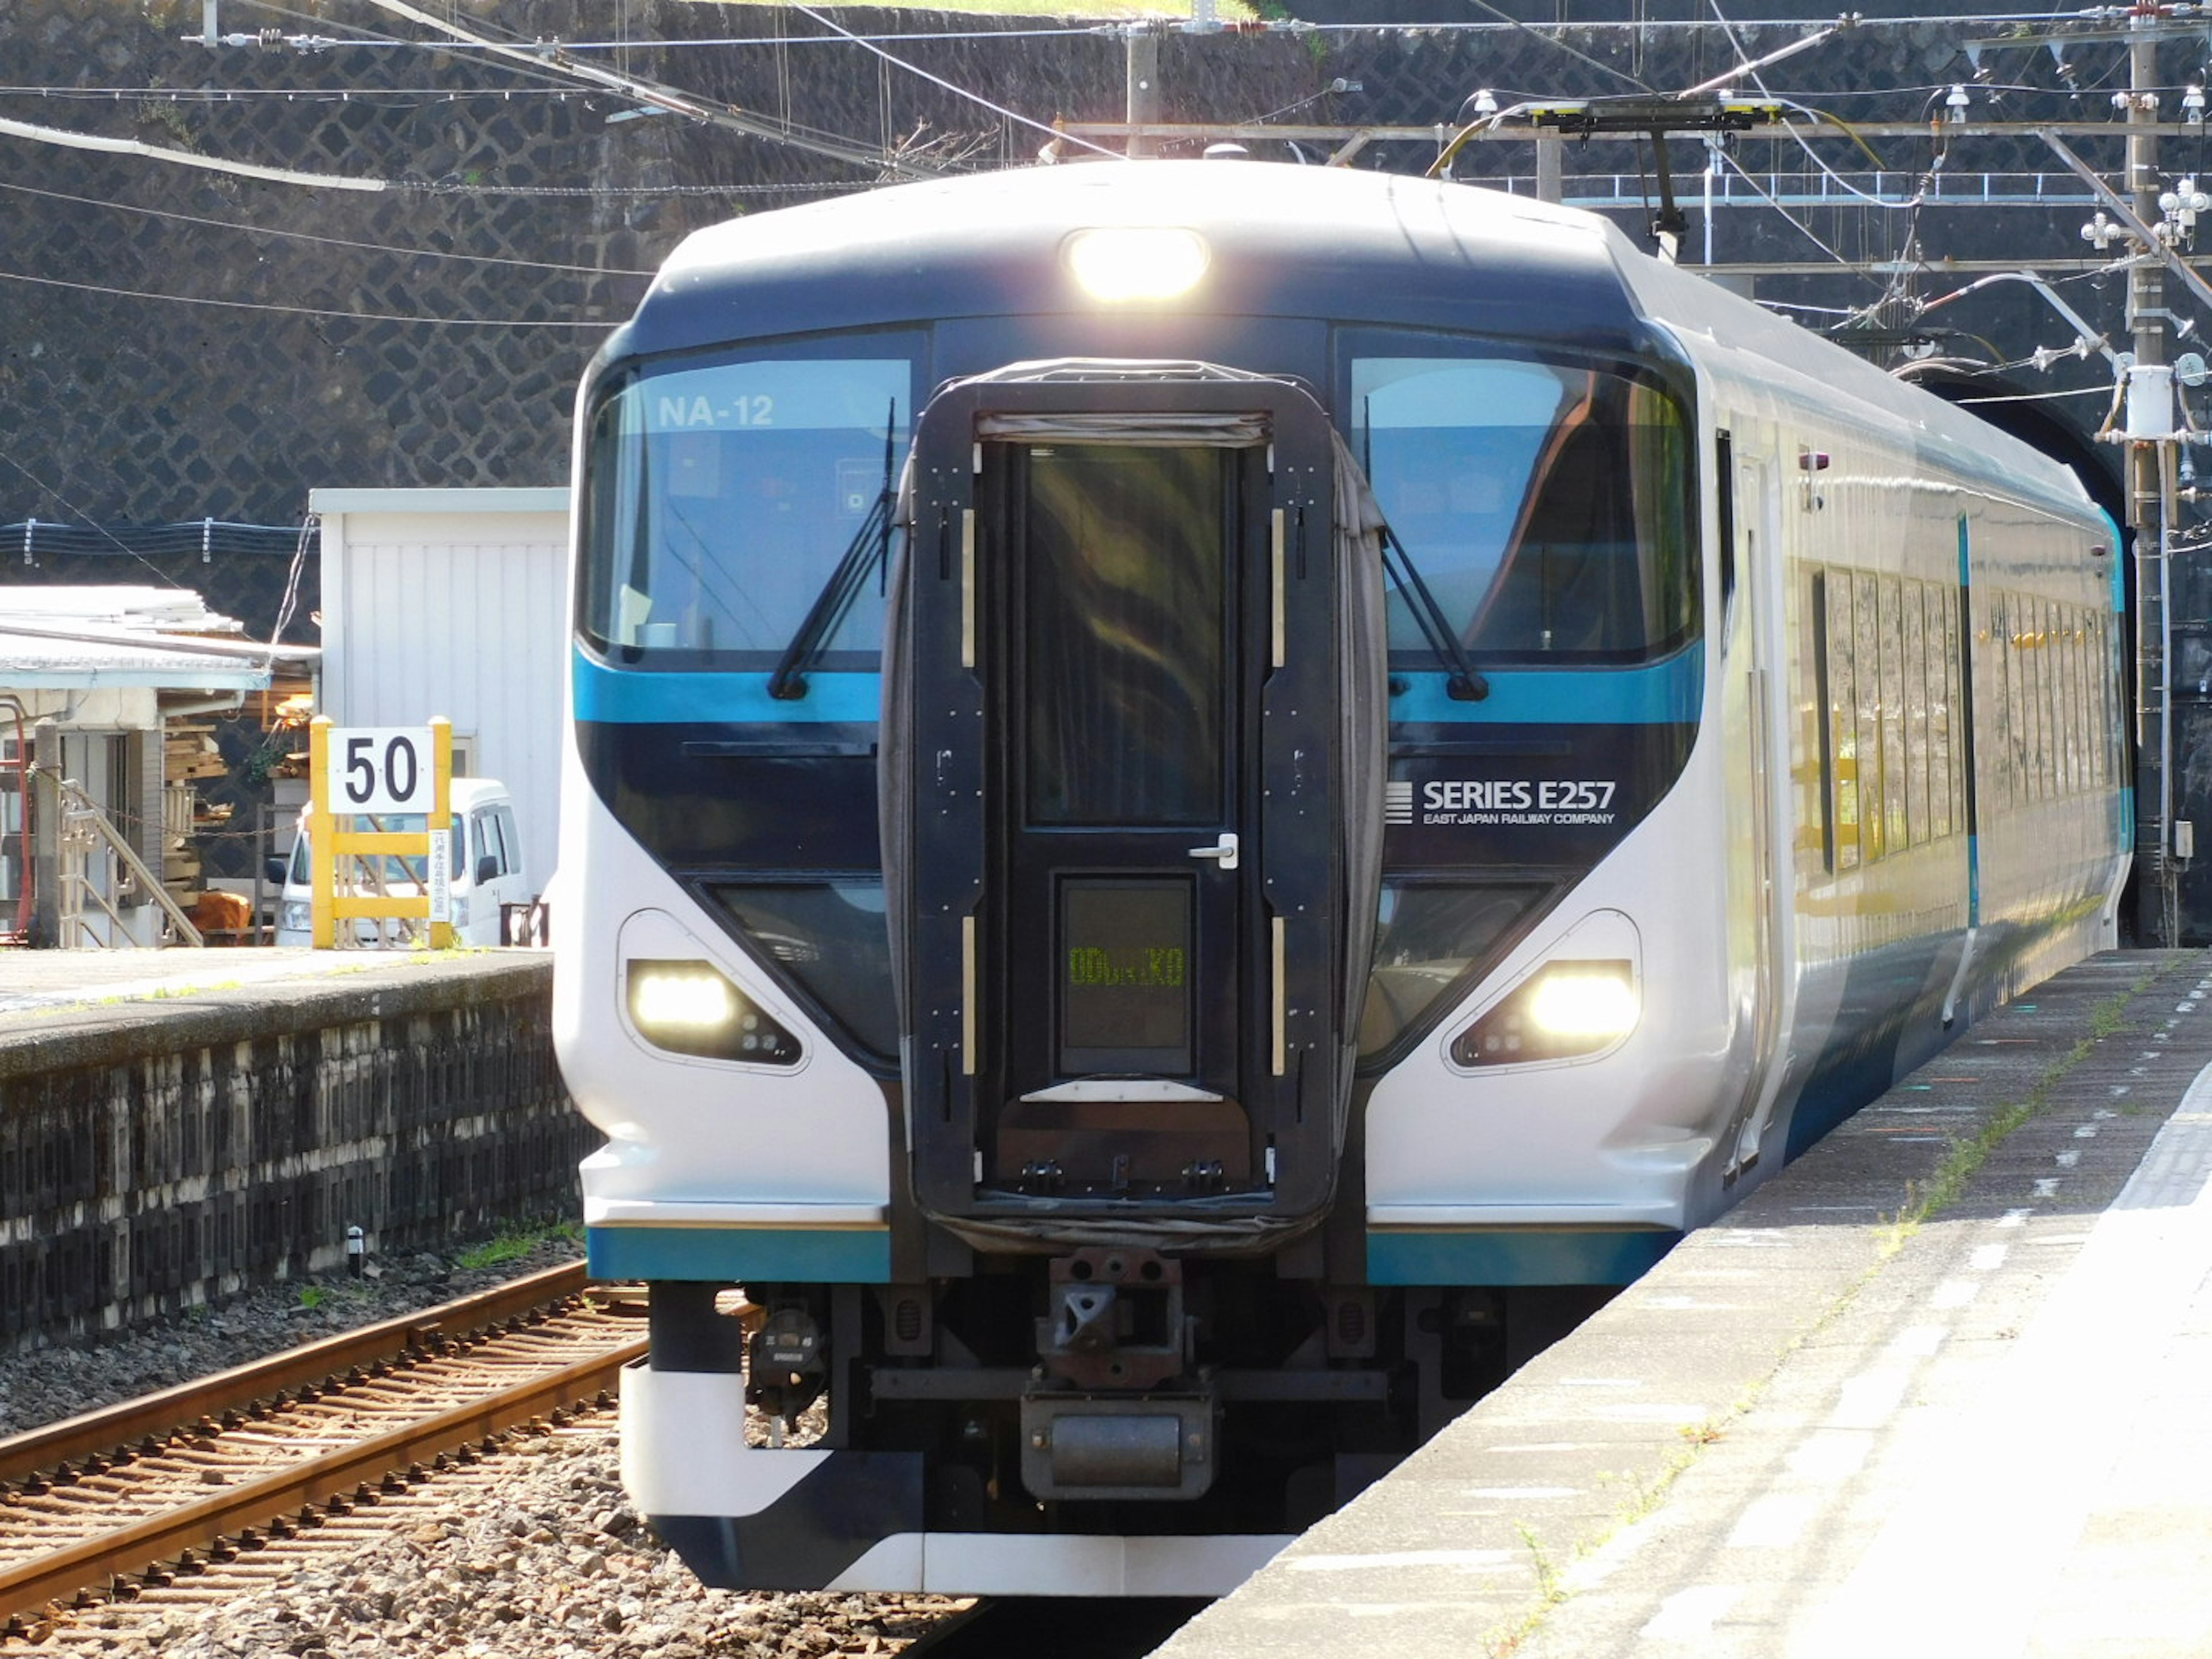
left=1591, top=1403, right=1719, bottom=1421
left=1786, top=1430, right=1874, bottom=1480
left=1930, top=1278, right=1981, bottom=1309
left=1828, top=1366, right=1911, bottom=1427
left=1726, top=1493, right=1817, bottom=1549
left=1640, top=1583, right=1744, bottom=1641
left=1886, top=1324, right=1948, bottom=1359
left=2035, top=1177, right=2063, bottom=1198
left=2074, top=1124, right=2100, bottom=1139
left=1996, top=1207, right=2032, bottom=1228
left=1787, top=1062, right=2212, bottom=1658
left=2056, top=1149, right=2081, bottom=1168
left=1285, top=1549, right=1514, bottom=1574
left=1970, top=1244, right=2009, bottom=1271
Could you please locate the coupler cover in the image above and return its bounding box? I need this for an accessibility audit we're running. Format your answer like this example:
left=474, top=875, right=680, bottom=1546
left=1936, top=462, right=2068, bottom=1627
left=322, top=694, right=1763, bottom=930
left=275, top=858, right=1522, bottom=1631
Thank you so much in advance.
left=1019, top=1391, right=1218, bottom=1503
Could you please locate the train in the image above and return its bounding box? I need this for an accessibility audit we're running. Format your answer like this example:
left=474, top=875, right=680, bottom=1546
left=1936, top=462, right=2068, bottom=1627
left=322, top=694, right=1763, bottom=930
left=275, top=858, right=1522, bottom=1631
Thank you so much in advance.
left=552, top=158, right=2132, bottom=1597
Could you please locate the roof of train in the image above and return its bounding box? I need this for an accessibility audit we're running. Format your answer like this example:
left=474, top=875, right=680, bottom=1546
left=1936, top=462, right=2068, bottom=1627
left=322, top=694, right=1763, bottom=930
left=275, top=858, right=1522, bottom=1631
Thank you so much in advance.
left=608, top=160, right=2093, bottom=522
left=618, top=161, right=1645, bottom=356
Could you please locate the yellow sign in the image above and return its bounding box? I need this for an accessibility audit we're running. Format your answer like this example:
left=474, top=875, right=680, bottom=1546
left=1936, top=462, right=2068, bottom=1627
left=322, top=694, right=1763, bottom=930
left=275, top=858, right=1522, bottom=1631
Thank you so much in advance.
left=307, top=716, right=454, bottom=950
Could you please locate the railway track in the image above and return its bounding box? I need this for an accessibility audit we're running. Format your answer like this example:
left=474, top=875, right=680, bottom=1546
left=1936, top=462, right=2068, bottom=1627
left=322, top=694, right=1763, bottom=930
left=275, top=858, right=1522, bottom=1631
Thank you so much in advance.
left=0, top=1262, right=646, bottom=1637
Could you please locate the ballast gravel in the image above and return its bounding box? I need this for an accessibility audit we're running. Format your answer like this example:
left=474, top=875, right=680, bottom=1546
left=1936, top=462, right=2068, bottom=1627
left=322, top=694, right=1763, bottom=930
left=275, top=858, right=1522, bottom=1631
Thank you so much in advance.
left=37, top=1426, right=963, bottom=1657
left=0, top=1242, right=586, bottom=1437
left=1, top=1245, right=964, bottom=1654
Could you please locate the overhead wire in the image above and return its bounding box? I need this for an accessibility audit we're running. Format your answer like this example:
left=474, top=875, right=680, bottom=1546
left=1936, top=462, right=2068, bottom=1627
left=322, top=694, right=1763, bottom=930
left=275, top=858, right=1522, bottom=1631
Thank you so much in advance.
left=0, top=177, right=657, bottom=277
left=1712, top=147, right=1881, bottom=287
left=0, top=454, right=190, bottom=590
left=1460, top=0, right=1658, bottom=94
left=0, top=266, right=626, bottom=328
left=786, top=3, right=1120, bottom=162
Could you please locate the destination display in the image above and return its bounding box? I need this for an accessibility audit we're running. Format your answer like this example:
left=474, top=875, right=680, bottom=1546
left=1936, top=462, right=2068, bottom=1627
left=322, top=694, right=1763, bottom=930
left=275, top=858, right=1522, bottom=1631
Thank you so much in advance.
left=1059, top=881, right=1194, bottom=1074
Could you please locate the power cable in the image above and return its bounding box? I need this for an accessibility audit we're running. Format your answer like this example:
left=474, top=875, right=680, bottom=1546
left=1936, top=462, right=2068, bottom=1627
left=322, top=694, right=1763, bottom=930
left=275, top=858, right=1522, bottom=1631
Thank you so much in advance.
left=1714, top=147, right=1878, bottom=286
left=349, top=0, right=939, bottom=179
left=786, top=4, right=1120, bottom=163
left=1459, top=0, right=1657, bottom=94
left=0, top=453, right=189, bottom=590
left=0, top=266, right=625, bottom=328
left=0, top=178, right=657, bottom=278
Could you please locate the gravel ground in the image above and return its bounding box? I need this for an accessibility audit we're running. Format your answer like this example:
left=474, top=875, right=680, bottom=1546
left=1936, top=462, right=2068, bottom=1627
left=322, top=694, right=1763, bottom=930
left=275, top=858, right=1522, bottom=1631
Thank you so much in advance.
left=34, top=1425, right=965, bottom=1658
left=0, top=1238, right=589, bottom=1438
left=1, top=1243, right=967, bottom=1657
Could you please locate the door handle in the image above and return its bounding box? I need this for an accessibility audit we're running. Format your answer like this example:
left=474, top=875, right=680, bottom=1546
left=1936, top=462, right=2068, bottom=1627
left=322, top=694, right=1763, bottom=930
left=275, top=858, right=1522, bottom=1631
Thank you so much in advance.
left=1188, top=832, right=1239, bottom=872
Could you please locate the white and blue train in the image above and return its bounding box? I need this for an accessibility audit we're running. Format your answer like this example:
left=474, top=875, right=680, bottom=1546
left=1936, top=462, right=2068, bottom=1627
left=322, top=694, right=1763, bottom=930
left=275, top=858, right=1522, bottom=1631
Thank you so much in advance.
left=552, top=160, right=2131, bottom=1597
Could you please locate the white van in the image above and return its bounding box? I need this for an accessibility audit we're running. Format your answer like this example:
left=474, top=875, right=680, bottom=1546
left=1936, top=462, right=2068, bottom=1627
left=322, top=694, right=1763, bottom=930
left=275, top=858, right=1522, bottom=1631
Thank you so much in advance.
left=272, top=778, right=530, bottom=947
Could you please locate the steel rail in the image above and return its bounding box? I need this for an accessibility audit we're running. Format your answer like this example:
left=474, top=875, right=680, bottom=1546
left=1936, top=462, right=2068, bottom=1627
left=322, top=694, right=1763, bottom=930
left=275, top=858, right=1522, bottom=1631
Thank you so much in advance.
left=0, top=1336, right=646, bottom=1623
left=0, top=1260, right=596, bottom=1487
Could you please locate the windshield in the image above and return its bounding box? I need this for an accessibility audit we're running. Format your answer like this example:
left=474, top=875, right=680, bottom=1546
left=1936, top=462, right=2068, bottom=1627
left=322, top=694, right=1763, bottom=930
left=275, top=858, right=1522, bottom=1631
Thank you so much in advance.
left=579, top=342, right=918, bottom=666
left=1349, top=352, right=1695, bottom=664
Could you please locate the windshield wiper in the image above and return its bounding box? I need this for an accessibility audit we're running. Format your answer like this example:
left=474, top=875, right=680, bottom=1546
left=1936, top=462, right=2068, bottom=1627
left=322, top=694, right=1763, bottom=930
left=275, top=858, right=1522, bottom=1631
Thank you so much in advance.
left=768, top=399, right=899, bottom=701
left=1361, top=400, right=1486, bottom=702
left=1380, top=522, right=1488, bottom=702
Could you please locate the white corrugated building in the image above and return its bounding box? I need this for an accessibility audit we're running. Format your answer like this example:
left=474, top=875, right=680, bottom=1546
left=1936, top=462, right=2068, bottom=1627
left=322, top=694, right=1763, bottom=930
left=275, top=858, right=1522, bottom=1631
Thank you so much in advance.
left=309, top=488, right=567, bottom=898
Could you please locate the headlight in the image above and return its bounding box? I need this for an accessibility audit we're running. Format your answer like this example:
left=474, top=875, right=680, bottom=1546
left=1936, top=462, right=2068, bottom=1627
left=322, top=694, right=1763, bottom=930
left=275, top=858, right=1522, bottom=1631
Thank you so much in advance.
left=1451, top=959, right=1638, bottom=1067
left=281, top=900, right=312, bottom=933
left=626, top=959, right=801, bottom=1066
left=1065, top=226, right=1210, bottom=302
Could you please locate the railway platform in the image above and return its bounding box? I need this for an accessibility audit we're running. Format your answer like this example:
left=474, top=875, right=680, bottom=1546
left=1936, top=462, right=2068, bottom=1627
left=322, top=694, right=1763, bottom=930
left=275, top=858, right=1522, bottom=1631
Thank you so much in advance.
left=0, top=945, right=490, bottom=1021
left=1157, top=948, right=2212, bottom=1659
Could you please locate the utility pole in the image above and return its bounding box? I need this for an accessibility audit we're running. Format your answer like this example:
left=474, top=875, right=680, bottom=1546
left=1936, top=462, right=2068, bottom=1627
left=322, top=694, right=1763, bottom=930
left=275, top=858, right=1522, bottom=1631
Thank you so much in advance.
left=2124, top=10, right=2181, bottom=944
left=1125, top=25, right=1161, bottom=160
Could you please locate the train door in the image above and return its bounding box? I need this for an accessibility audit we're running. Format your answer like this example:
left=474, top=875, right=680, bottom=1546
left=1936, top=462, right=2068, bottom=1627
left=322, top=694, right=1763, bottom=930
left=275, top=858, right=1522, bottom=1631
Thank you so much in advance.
left=1722, top=441, right=1793, bottom=1177
left=890, top=365, right=1382, bottom=1233
left=982, top=440, right=1255, bottom=1188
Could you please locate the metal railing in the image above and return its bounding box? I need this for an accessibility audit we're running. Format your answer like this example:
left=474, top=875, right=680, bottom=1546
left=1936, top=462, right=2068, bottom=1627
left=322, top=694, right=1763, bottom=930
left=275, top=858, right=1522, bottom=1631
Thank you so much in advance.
left=53, top=776, right=203, bottom=949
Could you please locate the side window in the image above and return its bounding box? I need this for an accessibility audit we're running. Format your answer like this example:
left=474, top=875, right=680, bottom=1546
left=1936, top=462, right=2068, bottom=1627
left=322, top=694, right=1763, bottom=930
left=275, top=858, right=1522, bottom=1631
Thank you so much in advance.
left=1854, top=572, right=1884, bottom=862
left=469, top=810, right=497, bottom=880
left=495, top=806, right=521, bottom=878
left=1827, top=569, right=1861, bottom=871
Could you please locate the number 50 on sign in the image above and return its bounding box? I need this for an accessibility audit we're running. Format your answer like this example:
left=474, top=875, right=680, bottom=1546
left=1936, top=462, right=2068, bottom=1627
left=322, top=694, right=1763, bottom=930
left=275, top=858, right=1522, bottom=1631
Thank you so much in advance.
left=334, top=727, right=437, bottom=814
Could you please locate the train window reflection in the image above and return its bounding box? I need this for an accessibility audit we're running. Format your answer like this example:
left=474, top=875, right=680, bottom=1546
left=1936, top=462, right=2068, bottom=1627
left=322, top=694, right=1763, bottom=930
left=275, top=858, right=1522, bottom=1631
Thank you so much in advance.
left=1357, top=880, right=1554, bottom=1062
left=579, top=349, right=915, bottom=666
left=705, top=881, right=898, bottom=1062
left=1349, top=354, right=1695, bottom=664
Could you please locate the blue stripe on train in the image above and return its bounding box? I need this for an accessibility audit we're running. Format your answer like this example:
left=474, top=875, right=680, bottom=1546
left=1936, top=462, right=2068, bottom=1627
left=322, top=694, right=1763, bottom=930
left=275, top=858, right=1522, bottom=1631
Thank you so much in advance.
left=574, top=655, right=882, bottom=725
left=587, top=1225, right=893, bottom=1283
left=574, top=647, right=1707, bottom=727
left=1389, top=648, right=1703, bottom=725
left=1366, top=1227, right=1677, bottom=1286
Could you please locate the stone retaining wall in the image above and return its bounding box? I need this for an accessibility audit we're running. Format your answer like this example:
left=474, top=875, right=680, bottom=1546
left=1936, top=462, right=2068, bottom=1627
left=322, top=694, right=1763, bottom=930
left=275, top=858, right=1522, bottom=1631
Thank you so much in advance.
left=0, top=956, right=592, bottom=1351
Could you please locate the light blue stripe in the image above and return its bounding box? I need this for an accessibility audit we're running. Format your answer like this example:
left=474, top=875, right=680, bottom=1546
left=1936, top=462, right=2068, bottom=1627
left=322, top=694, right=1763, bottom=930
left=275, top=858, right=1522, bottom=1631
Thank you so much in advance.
left=1388, top=646, right=1703, bottom=725
left=1957, top=517, right=1981, bottom=929
left=1366, top=1228, right=1677, bottom=1286
left=2097, top=507, right=2126, bottom=616
left=586, top=1225, right=892, bottom=1283
left=577, top=650, right=1699, bottom=728
left=574, top=652, right=882, bottom=725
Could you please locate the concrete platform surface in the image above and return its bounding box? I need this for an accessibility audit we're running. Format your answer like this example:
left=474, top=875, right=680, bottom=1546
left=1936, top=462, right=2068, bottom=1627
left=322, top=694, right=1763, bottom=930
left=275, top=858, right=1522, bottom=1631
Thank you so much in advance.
left=1157, top=950, right=2212, bottom=1659
left=0, top=944, right=546, bottom=1021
